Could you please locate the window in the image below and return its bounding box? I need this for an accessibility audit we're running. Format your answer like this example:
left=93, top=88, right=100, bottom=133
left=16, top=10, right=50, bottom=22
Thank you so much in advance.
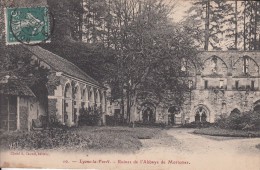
left=243, top=57, right=249, bottom=74
left=204, top=80, right=208, bottom=89
left=219, top=80, right=224, bottom=89
left=251, top=80, right=255, bottom=90
left=235, top=81, right=239, bottom=90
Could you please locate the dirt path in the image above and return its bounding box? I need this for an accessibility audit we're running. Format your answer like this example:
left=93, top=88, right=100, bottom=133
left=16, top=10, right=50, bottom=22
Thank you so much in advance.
left=137, top=128, right=260, bottom=170
left=139, top=128, right=260, bottom=155
left=167, top=128, right=260, bottom=155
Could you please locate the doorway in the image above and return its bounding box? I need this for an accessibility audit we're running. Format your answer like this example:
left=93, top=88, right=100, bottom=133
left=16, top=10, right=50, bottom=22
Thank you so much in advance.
left=0, top=95, right=17, bottom=130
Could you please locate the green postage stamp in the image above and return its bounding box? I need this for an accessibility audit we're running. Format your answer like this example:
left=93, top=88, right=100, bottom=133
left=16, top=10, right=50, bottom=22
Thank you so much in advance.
left=5, top=7, right=50, bottom=45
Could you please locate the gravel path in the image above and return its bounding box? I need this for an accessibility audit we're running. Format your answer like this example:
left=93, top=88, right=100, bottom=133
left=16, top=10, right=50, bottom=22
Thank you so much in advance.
left=137, top=128, right=260, bottom=170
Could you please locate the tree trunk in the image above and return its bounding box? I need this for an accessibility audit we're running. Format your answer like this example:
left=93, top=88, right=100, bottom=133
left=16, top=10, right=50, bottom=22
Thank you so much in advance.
left=78, top=0, right=84, bottom=42
left=204, top=0, right=210, bottom=51
left=235, top=0, right=238, bottom=49
left=126, top=89, right=131, bottom=123
left=243, top=1, right=246, bottom=51
left=249, top=2, right=253, bottom=50
left=253, top=1, right=257, bottom=50
left=120, top=84, right=125, bottom=123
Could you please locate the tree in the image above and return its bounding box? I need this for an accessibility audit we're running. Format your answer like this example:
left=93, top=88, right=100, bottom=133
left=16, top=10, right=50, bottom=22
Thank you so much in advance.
left=45, top=0, right=198, bottom=123
left=183, top=0, right=260, bottom=50
left=47, top=0, right=84, bottom=41
left=100, top=0, right=197, bottom=122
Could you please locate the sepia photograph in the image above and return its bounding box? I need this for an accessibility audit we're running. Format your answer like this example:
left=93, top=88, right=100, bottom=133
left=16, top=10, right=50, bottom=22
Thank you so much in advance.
left=0, top=0, right=260, bottom=169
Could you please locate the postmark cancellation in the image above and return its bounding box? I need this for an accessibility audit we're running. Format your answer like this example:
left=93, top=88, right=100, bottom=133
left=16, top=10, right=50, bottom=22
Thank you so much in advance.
left=4, top=6, right=50, bottom=45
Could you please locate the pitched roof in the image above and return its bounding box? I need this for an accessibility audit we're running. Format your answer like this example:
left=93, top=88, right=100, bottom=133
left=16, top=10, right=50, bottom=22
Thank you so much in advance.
left=25, top=45, right=103, bottom=88
left=0, top=72, right=35, bottom=97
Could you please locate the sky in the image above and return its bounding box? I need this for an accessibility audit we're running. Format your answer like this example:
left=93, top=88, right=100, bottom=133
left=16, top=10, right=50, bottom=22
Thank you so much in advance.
left=166, top=0, right=193, bottom=22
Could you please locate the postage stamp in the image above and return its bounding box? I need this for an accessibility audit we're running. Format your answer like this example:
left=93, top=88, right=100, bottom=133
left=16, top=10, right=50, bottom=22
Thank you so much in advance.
left=5, top=6, right=50, bottom=45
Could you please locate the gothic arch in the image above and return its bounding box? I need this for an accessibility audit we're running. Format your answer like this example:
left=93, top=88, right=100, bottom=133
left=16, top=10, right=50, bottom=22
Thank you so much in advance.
left=233, top=56, right=259, bottom=76
left=233, top=55, right=259, bottom=68
left=202, top=55, right=228, bottom=76
left=140, top=102, right=156, bottom=123
left=253, top=100, right=260, bottom=112
left=194, top=104, right=211, bottom=122
left=203, top=55, right=228, bottom=69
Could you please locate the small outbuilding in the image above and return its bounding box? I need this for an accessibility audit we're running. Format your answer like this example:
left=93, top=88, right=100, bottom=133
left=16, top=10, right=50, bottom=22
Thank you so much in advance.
left=0, top=72, right=36, bottom=131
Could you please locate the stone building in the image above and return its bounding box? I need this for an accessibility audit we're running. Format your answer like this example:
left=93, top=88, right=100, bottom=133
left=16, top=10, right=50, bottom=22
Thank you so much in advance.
left=27, top=46, right=107, bottom=127
left=109, top=51, right=260, bottom=125
left=182, top=51, right=260, bottom=124
left=0, top=72, right=36, bottom=131
left=0, top=46, right=106, bottom=131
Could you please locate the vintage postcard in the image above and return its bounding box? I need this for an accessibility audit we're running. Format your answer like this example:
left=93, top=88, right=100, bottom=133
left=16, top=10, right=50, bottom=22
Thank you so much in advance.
left=0, top=0, right=260, bottom=170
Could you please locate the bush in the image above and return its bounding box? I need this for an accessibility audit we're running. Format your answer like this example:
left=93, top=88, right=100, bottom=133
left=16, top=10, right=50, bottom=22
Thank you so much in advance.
left=181, top=121, right=214, bottom=128
left=215, top=111, right=260, bottom=131
left=0, top=129, right=84, bottom=150
left=0, top=127, right=160, bottom=153
left=134, top=121, right=166, bottom=128
left=78, top=107, right=102, bottom=126
left=194, top=127, right=260, bottom=137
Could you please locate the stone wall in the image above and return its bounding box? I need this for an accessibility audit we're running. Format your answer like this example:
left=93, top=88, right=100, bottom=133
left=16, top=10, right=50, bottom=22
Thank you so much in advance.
left=183, top=51, right=260, bottom=123
left=47, top=75, right=106, bottom=126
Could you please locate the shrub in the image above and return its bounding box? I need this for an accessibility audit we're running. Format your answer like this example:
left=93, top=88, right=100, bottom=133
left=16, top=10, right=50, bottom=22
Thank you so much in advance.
left=215, top=111, right=260, bottom=131
left=0, top=127, right=154, bottom=153
left=78, top=107, right=102, bottom=126
left=181, top=121, right=214, bottom=128
left=134, top=121, right=166, bottom=128
left=0, top=129, right=82, bottom=150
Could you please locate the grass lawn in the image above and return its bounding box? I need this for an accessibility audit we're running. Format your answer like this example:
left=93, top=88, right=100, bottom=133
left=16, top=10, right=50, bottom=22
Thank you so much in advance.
left=0, top=126, right=163, bottom=153
left=193, top=127, right=260, bottom=138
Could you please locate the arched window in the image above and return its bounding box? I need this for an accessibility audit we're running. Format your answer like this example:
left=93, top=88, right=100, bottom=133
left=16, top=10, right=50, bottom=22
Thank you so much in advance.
left=195, top=106, right=209, bottom=122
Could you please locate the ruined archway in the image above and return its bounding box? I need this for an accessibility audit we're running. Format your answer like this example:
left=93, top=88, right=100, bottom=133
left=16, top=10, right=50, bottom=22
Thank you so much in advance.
left=253, top=100, right=260, bottom=113
left=140, top=102, right=156, bottom=123
left=202, top=55, right=228, bottom=76
left=194, top=105, right=210, bottom=122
